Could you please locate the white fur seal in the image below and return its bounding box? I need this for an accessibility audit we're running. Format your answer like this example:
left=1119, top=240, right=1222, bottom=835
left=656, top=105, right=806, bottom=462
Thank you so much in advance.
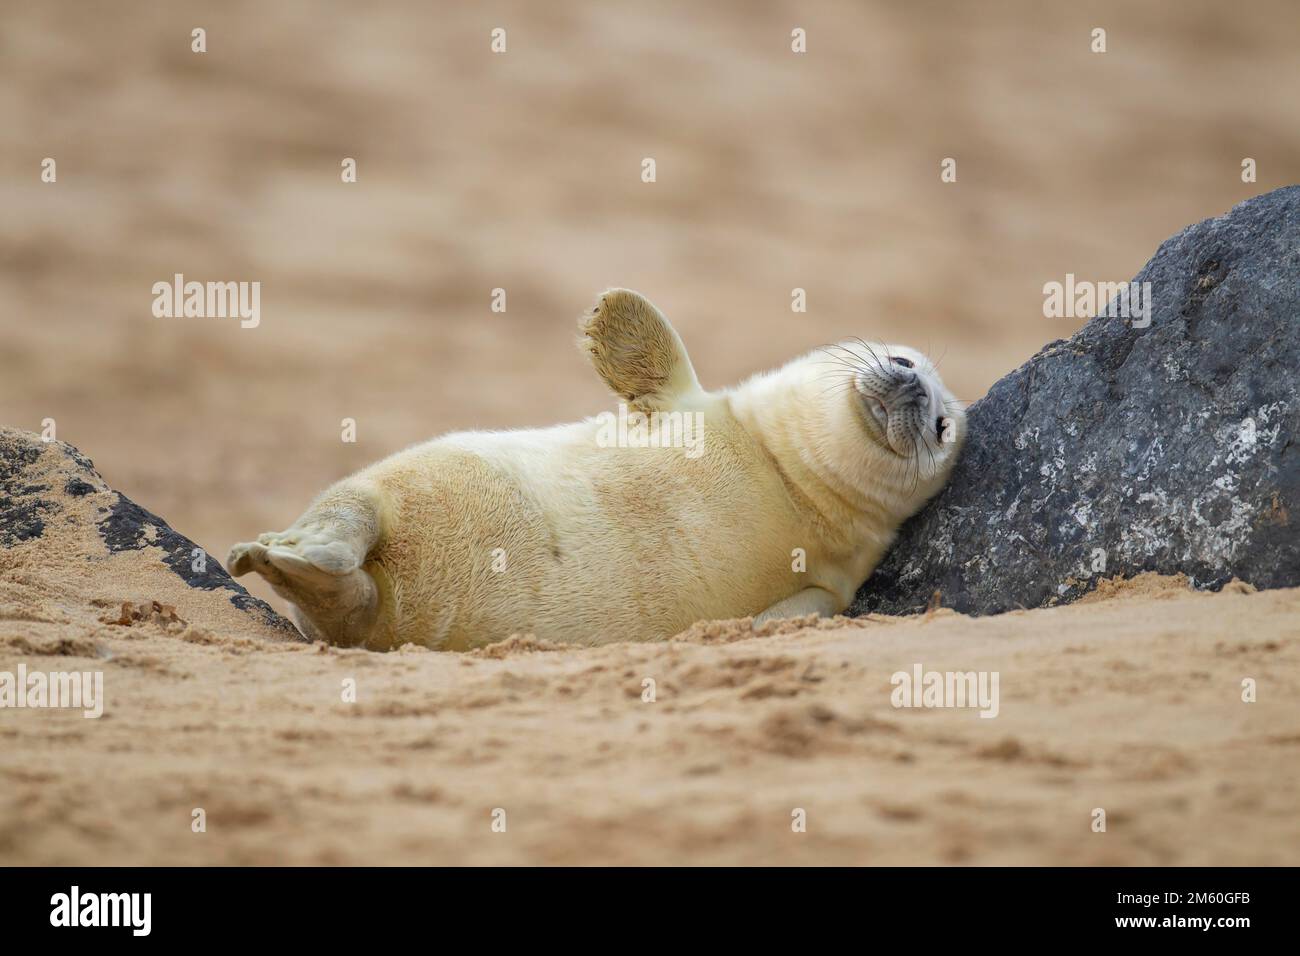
left=228, top=290, right=966, bottom=650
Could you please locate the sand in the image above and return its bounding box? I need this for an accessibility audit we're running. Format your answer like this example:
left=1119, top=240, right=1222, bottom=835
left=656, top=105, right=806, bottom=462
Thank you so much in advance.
left=2, top=1, right=1299, bottom=865
left=3, top=544, right=1298, bottom=865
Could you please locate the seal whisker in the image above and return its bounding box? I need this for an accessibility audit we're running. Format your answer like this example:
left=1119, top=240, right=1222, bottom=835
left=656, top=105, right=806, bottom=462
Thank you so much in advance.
left=911, top=435, right=923, bottom=493
left=813, top=354, right=869, bottom=377
left=817, top=344, right=873, bottom=374
left=814, top=382, right=865, bottom=403
left=848, top=338, right=890, bottom=375
left=931, top=343, right=950, bottom=373
left=813, top=350, right=871, bottom=377
left=814, top=370, right=860, bottom=387
left=923, top=432, right=938, bottom=478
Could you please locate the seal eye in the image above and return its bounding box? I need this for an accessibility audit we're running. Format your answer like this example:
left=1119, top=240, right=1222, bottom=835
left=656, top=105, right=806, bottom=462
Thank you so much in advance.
left=935, top=416, right=946, bottom=440
left=891, top=356, right=914, bottom=369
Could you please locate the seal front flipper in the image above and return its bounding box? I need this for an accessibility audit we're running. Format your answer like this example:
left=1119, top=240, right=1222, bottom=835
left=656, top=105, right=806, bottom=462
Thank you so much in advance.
left=579, top=288, right=704, bottom=412
left=753, top=587, right=842, bottom=625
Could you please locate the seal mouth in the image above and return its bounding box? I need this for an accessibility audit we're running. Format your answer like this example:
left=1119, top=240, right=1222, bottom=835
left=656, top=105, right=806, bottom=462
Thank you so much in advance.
left=864, top=395, right=889, bottom=428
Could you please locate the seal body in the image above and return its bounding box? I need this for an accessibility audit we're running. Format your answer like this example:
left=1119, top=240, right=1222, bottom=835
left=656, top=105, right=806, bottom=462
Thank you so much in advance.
left=229, top=290, right=966, bottom=649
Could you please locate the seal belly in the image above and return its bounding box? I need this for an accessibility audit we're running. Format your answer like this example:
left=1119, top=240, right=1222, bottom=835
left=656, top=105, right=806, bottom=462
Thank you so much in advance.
left=359, top=416, right=801, bottom=649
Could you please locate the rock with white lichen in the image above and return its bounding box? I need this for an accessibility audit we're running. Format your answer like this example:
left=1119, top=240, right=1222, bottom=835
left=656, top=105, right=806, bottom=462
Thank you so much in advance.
left=852, top=186, right=1300, bottom=616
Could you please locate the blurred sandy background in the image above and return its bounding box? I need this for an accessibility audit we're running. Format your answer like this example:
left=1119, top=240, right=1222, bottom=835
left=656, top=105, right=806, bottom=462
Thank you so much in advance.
left=2, top=0, right=1298, bottom=617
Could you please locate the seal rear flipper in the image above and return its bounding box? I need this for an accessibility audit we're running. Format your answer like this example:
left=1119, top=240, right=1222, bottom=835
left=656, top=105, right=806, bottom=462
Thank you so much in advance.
left=579, top=288, right=704, bottom=411
left=227, top=483, right=384, bottom=646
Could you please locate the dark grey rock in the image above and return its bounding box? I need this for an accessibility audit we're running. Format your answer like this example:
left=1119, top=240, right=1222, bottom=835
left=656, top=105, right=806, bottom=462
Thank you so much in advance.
left=852, top=186, right=1300, bottom=616
left=0, top=426, right=298, bottom=634
left=0, top=435, right=46, bottom=545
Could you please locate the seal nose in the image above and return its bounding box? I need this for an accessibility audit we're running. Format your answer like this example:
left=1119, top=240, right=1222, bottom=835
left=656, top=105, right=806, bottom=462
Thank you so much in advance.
left=887, top=367, right=928, bottom=408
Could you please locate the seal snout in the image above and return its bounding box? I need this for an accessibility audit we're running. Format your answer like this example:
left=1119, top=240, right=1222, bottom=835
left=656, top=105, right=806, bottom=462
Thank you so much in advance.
left=852, top=354, right=951, bottom=459
left=860, top=363, right=929, bottom=415
left=890, top=367, right=928, bottom=408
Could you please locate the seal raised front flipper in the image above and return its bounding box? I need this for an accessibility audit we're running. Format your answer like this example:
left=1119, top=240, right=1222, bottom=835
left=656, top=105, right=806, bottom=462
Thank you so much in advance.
left=579, top=288, right=704, bottom=411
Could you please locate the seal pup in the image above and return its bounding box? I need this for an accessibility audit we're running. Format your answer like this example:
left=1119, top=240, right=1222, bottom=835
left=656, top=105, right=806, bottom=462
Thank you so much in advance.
left=228, top=290, right=966, bottom=649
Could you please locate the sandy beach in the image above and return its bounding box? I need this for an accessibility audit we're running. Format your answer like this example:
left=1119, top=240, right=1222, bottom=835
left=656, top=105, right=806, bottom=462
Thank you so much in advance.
left=2, top=562, right=1297, bottom=865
